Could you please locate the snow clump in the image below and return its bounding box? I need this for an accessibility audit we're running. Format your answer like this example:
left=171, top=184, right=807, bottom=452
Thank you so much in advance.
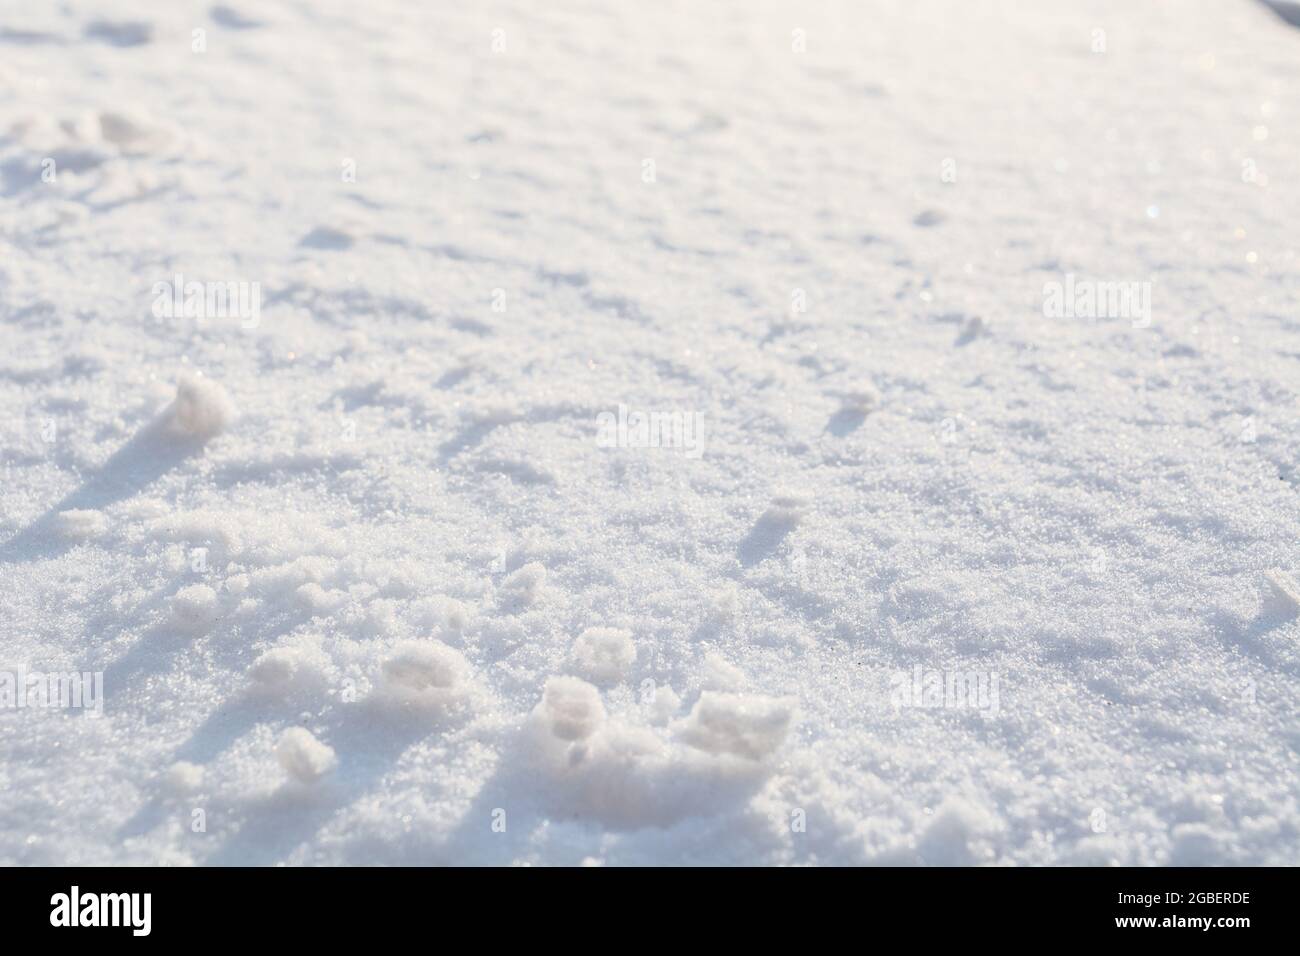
left=569, top=627, right=636, bottom=683
left=675, top=691, right=794, bottom=760
left=275, top=727, right=337, bottom=783
left=164, top=374, right=236, bottom=440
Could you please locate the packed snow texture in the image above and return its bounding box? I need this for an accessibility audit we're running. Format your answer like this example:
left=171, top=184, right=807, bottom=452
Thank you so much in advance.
left=1, top=0, right=1298, bottom=865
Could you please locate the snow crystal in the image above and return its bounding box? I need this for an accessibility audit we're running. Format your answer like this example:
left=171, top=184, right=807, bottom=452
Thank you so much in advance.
left=275, top=727, right=337, bottom=784
left=569, top=627, right=636, bottom=683
left=675, top=692, right=794, bottom=760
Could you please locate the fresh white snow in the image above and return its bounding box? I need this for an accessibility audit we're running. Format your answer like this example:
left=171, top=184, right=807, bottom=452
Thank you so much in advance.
left=1, top=0, right=1298, bottom=865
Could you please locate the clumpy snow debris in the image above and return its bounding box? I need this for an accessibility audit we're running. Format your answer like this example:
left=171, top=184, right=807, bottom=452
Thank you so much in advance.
left=917, top=798, right=1003, bottom=866
left=275, top=728, right=337, bottom=784
left=377, top=640, right=474, bottom=716
left=675, top=692, right=795, bottom=760
left=839, top=385, right=882, bottom=416
left=496, top=561, right=548, bottom=611
left=162, top=761, right=205, bottom=796
left=164, top=374, right=236, bottom=440
left=524, top=677, right=788, bottom=828
left=645, top=685, right=682, bottom=726
left=97, top=110, right=172, bottom=154
left=381, top=641, right=467, bottom=694
left=1, top=0, right=1299, bottom=866
left=249, top=645, right=330, bottom=696
left=529, top=676, right=607, bottom=744
left=699, top=652, right=748, bottom=691
left=569, top=628, right=637, bottom=684
left=758, top=493, right=809, bottom=533
left=170, top=584, right=220, bottom=634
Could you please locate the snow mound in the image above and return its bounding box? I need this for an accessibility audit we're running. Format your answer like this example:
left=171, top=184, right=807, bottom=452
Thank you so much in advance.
left=700, top=652, right=747, bottom=690
left=529, top=676, right=606, bottom=742
left=569, top=627, right=636, bottom=684
left=98, top=110, right=171, bottom=153
left=249, top=646, right=330, bottom=696
left=377, top=641, right=473, bottom=716
left=761, top=492, right=809, bottom=529
left=164, top=374, right=236, bottom=440
left=497, top=561, right=547, bottom=610
left=840, top=385, right=881, bottom=415
left=416, top=595, right=469, bottom=634
left=275, top=728, right=337, bottom=784
left=644, top=684, right=681, bottom=725
left=675, top=692, right=794, bottom=760
left=524, top=678, right=784, bottom=828
left=294, top=583, right=344, bottom=616
left=147, top=510, right=244, bottom=560
left=706, top=586, right=739, bottom=623
left=171, top=584, right=220, bottom=634
left=918, top=798, right=1003, bottom=865
left=162, top=762, right=205, bottom=796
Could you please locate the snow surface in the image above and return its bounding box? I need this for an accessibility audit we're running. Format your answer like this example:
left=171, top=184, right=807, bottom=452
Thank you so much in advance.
left=1, top=0, right=1298, bottom=865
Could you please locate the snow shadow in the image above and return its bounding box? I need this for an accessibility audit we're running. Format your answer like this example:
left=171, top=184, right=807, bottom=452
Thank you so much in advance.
left=83, top=20, right=153, bottom=47
left=0, top=28, right=64, bottom=45
left=825, top=407, right=867, bottom=436
left=1260, top=1, right=1300, bottom=28
left=738, top=512, right=797, bottom=567
left=183, top=705, right=454, bottom=865
left=0, top=421, right=203, bottom=564
left=1209, top=608, right=1300, bottom=676
left=428, top=735, right=775, bottom=865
